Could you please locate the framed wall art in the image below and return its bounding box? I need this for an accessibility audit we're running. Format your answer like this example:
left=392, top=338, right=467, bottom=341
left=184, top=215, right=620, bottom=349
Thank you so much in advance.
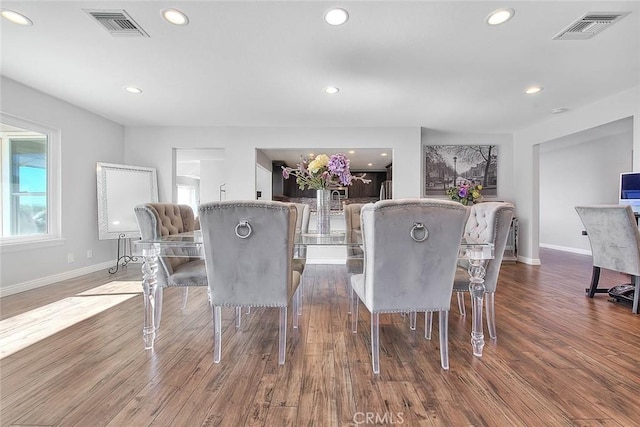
left=424, top=145, right=498, bottom=197
left=96, top=162, right=158, bottom=240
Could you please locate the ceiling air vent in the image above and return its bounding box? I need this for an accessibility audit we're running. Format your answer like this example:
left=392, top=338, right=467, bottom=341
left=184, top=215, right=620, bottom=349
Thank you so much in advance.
left=553, top=12, right=630, bottom=40
left=84, top=9, right=149, bottom=37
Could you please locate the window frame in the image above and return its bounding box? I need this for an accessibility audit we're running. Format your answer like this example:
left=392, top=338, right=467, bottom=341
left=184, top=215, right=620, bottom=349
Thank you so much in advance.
left=0, top=113, right=62, bottom=250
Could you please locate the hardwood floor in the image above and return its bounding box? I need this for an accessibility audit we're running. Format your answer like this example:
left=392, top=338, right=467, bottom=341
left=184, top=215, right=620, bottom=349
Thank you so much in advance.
left=1, top=249, right=639, bottom=426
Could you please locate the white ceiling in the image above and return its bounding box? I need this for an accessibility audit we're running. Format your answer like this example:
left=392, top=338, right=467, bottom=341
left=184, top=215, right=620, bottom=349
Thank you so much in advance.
left=2, top=1, right=639, bottom=169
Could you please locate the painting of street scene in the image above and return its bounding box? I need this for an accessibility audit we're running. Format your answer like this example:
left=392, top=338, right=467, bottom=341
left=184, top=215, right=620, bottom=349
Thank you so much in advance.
left=424, top=145, right=498, bottom=197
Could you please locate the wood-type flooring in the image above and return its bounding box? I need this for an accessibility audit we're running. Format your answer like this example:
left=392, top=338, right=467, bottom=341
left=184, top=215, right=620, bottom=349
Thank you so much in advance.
left=1, top=249, right=639, bottom=426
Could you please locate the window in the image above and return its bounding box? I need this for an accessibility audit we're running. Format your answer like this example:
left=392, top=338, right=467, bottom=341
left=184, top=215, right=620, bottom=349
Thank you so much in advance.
left=1, top=114, right=60, bottom=246
left=177, top=184, right=198, bottom=215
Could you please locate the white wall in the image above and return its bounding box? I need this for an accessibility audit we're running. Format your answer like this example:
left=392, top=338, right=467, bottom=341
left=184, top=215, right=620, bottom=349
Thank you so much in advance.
left=124, top=127, right=422, bottom=201
left=200, top=159, right=227, bottom=203
left=421, top=129, right=515, bottom=202
left=539, top=118, right=633, bottom=254
left=0, top=77, right=125, bottom=295
left=4, top=75, right=636, bottom=292
left=514, top=86, right=639, bottom=264
left=256, top=164, right=272, bottom=201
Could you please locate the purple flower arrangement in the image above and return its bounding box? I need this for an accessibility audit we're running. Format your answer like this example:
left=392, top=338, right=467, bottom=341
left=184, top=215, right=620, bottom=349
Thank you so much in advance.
left=282, top=153, right=371, bottom=190
left=446, top=180, right=483, bottom=205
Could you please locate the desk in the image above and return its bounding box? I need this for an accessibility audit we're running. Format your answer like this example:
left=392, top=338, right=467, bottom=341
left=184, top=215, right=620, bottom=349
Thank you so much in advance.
left=134, top=231, right=494, bottom=357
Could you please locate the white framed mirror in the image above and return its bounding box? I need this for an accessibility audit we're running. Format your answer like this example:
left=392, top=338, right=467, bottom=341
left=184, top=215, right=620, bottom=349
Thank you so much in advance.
left=96, top=162, right=158, bottom=240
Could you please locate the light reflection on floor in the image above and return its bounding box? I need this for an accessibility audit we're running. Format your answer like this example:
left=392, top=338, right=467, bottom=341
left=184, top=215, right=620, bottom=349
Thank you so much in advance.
left=0, top=281, right=141, bottom=359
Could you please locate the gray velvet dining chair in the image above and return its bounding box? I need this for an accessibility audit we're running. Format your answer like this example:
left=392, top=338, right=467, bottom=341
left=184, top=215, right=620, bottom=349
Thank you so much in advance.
left=452, top=202, right=515, bottom=339
left=134, top=203, right=208, bottom=329
left=575, top=204, right=640, bottom=314
left=350, top=199, right=467, bottom=373
left=198, top=200, right=302, bottom=365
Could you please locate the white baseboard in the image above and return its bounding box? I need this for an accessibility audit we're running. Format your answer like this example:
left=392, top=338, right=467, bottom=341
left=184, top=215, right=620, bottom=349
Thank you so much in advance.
left=0, top=261, right=116, bottom=298
left=516, top=256, right=541, bottom=266
left=540, top=243, right=591, bottom=256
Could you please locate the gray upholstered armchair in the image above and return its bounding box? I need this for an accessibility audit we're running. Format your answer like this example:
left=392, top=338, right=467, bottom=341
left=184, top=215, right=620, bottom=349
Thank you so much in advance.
left=453, top=202, right=515, bottom=339
left=575, top=204, right=640, bottom=314
left=198, top=200, right=302, bottom=365
left=350, top=199, right=467, bottom=373
left=134, top=203, right=208, bottom=328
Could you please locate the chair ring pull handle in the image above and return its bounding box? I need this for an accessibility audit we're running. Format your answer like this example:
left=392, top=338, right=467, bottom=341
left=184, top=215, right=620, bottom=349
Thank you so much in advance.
left=410, top=222, right=428, bottom=242
left=235, top=220, right=252, bottom=239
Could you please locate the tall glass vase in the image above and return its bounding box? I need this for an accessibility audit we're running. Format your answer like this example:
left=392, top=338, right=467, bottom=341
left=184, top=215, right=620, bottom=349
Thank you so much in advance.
left=316, top=189, right=331, bottom=234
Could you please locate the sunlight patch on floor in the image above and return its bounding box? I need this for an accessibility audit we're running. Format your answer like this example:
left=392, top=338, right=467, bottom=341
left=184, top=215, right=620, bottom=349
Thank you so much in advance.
left=0, top=281, right=141, bottom=359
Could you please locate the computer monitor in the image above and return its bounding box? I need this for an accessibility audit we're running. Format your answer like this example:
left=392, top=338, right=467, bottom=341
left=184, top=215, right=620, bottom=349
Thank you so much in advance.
left=619, top=172, right=640, bottom=213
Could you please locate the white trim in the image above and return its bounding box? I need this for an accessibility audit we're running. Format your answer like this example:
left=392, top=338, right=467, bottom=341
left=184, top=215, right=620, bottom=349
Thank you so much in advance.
left=0, top=237, right=65, bottom=253
left=540, top=243, right=591, bottom=256
left=0, top=112, right=61, bottom=244
left=517, top=255, right=541, bottom=265
left=0, top=261, right=123, bottom=298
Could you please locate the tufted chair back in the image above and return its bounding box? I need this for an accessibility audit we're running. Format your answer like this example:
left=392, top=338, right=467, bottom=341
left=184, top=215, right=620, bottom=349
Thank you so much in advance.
left=291, top=202, right=310, bottom=236
left=290, top=203, right=311, bottom=274
left=344, top=203, right=364, bottom=234
left=134, top=203, right=201, bottom=287
left=462, top=202, right=515, bottom=292
left=344, top=203, right=366, bottom=274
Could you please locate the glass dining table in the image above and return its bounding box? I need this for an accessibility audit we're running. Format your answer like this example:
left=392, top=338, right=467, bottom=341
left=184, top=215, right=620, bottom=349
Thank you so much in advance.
left=133, top=231, right=494, bottom=357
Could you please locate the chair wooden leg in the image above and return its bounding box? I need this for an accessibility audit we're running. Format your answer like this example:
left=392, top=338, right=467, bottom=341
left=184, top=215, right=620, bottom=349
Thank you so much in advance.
left=213, top=306, right=222, bottom=363
left=425, top=311, right=433, bottom=340
left=279, top=307, right=287, bottom=365
left=371, top=312, right=380, bottom=374
left=456, top=292, right=466, bottom=316
left=439, top=311, right=450, bottom=370
left=485, top=292, right=497, bottom=339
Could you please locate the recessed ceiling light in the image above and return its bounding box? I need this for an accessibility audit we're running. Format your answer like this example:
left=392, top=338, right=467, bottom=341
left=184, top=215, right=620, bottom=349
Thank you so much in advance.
left=324, top=86, right=340, bottom=95
left=1, top=9, right=33, bottom=26
left=551, top=107, right=568, bottom=114
left=162, top=8, right=189, bottom=25
left=367, top=163, right=373, bottom=167
left=486, top=8, right=515, bottom=26
left=381, top=153, right=388, bottom=157
left=324, top=8, right=349, bottom=26
left=348, top=150, right=355, bottom=154
left=124, top=86, right=143, bottom=94
left=524, top=86, right=543, bottom=95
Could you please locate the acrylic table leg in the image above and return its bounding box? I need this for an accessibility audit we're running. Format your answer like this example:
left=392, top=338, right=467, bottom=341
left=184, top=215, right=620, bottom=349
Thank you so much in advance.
left=141, top=246, right=159, bottom=349
left=468, top=258, right=487, bottom=357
